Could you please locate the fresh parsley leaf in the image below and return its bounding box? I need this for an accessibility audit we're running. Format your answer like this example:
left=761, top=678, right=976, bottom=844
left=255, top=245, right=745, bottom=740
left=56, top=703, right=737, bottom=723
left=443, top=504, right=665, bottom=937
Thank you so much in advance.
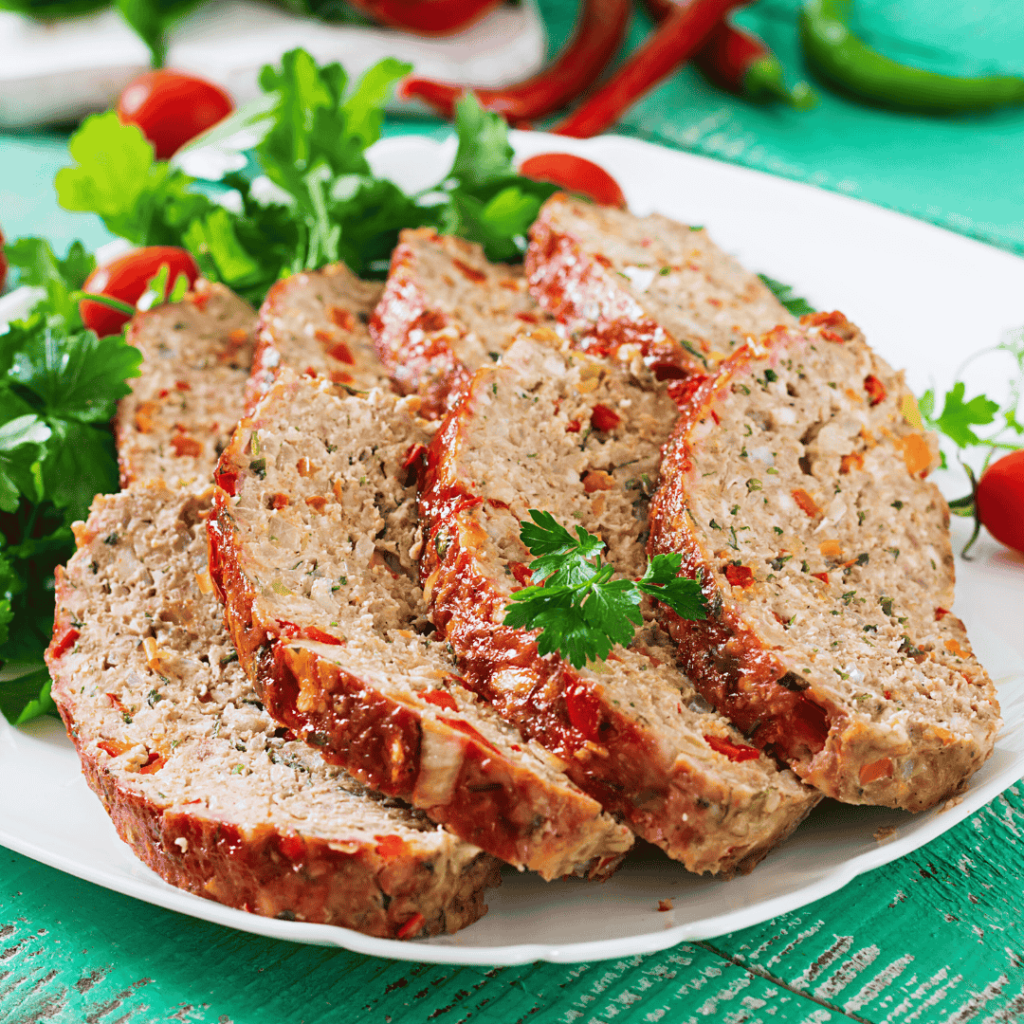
left=9, top=326, right=142, bottom=424
left=0, top=549, right=14, bottom=652
left=637, top=554, right=707, bottom=620
left=503, top=511, right=705, bottom=667
left=758, top=274, right=815, bottom=317
left=518, top=509, right=604, bottom=587
left=921, top=382, right=999, bottom=449
left=37, top=421, right=120, bottom=521
left=4, top=237, right=95, bottom=325
left=56, top=112, right=216, bottom=247
left=449, top=95, right=517, bottom=190
left=580, top=575, right=643, bottom=650
left=438, top=97, right=557, bottom=261
left=0, top=413, right=50, bottom=513
left=0, top=666, right=54, bottom=727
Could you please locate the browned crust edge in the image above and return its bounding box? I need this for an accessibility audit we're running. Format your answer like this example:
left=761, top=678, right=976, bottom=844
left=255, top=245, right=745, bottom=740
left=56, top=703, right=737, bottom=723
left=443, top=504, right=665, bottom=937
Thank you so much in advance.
left=648, top=317, right=999, bottom=811
left=46, top=567, right=498, bottom=940
left=207, top=449, right=630, bottom=881
left=525, top=195, right=697, bottom=379
left=418, top=382, right=819, bottom=876
left=369, top=229, right=474, bottom=419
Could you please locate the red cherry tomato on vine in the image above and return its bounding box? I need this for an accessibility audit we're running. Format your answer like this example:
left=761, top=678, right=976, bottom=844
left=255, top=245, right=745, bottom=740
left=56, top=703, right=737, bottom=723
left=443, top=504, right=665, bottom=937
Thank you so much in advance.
left=518, top=153, right=627, bottom=209
left=976, top=450, right=1024, bottom=554
left=80, top=247, right=199, bottom=338
left=117, top=70, right=234, bottom=160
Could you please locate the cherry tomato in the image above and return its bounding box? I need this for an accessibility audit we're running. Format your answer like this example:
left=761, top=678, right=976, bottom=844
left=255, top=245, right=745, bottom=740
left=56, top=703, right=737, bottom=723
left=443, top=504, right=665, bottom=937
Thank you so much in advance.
left=518, top=153, right=627, bottom=209
left=976, top=450, right=1024, bottom=554
left=117, top=70, right=234, bottom=160
left=80, top=247, right=199, bottom=338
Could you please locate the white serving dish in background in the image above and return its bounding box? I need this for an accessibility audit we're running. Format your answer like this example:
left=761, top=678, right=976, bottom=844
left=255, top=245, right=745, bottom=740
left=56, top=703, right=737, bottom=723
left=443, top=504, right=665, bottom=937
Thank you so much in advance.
left=0, top=0, right=544, bottom=126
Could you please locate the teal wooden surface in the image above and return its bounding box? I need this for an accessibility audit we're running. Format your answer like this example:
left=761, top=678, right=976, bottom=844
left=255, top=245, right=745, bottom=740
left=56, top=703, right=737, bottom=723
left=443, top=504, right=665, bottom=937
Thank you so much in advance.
left=4, top=785, right=1024, bottom=1020
left=539, top=0, right=1024, bottom=256
left=3, top=2, right=1024, bottom=1021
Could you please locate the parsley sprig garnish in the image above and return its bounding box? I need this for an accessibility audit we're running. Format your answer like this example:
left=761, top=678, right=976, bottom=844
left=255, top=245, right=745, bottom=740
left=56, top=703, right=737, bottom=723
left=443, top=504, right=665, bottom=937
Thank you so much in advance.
left=502, top=511, right=706, bottom=668
left=55, top=51, right=558, bottom=306
left=918, top=328, right=1023, bottom=555
left=1, top=51, right=561, bottom=726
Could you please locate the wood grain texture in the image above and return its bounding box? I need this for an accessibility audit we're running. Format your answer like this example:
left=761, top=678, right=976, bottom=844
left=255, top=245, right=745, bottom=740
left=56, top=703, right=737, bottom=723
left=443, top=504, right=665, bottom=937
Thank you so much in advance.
left=3, top=784, right=1024, bottom=1023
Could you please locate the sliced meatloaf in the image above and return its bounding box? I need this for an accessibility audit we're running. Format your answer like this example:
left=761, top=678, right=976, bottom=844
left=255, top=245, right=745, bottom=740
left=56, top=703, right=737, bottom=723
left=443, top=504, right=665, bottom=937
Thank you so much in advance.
left=115, top=280, right=256, bottom=490
left=208, top=372, right=633, bottom=880
left=419, top=332, right=818, bottom=875
left=45, top=483, right=500, bottom=939
left=648, top=312, right=1001, bottom=810
left=525, top=194, right=794, bottom=377
left=246, top=262, right=390, bottom=415
left=370, top=228, right=558, bottom=418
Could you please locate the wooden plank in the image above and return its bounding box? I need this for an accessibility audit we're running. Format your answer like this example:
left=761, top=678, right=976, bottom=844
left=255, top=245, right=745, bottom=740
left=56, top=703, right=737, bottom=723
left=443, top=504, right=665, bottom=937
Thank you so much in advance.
left=3, top=787, right=1024, bottom=1023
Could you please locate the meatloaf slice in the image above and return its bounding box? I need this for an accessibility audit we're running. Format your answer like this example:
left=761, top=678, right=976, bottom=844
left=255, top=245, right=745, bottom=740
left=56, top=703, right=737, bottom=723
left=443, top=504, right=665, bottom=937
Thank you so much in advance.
left=525, top=194, right=794, bottom=377
left=370, top=228, right=558, bottom=419
left=45, top=483, right=500, bottom=939
left=419, top=333, right=818, bottom=875
left=246, top=262, right=390, bottom=415
left=208, top=373, right=633, bottom=880
left=115, top=280, right=256, bottom=490
left=648, top=313, right=1001, bottom=810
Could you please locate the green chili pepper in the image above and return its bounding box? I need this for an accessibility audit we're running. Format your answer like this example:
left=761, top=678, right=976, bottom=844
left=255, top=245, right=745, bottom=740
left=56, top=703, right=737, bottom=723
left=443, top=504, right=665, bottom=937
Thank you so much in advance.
left=800, top=0, right=1024, bottom=113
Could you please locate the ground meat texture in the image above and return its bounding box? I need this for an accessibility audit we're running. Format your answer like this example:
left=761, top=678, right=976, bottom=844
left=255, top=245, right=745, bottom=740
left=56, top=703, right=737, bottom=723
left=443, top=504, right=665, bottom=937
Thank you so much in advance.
left=419, top=333, right=818, bottom=875
left=115, top=280, right=256, bottom=490
left=648, top=313, right=1001, bottom=811
left=246, top=263, right=390, bottom=415
left=46, top=485, right=500, bottom=939
left=525, top=194, right=794, bottom=377
left=370, top=229, right=559, bottom=419
left=208, top=372, right=633, bottom=880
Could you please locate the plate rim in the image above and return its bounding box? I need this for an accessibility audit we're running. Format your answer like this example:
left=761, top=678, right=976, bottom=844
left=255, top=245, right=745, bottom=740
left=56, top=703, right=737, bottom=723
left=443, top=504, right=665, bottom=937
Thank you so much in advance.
left=1, top=128, right=1022, bottom=966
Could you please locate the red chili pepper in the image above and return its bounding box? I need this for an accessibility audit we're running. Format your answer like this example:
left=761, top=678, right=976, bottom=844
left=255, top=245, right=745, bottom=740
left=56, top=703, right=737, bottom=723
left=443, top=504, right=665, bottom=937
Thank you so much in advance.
left=724, top=564, right=754, bottom=588
left=399, top=0, right=630, bottom=122
left=703, top=733, right=761, bottom=762
left=552, top=0, right=747, bottom=138
left=50, top=627, right=80, bottom=659
left=396, top=912, right=426, bottom=939
left=421, top=689, right=459, bottom=712
left=641, top=0, right=814, bottom=108
left=863, top=374, right=887, bottom=406
left=438, top=716, right=502, bottom=755
left=696, top=20, right=815, bottom=108
left=304, top=626, right=345, bottom=646
left=374, top=834, right=408, bottom=859
left=590, top=404, right=622, bottom=432
left=565, top=684, right=603, bottom=742
left=345, top=0, right=502, bottom=35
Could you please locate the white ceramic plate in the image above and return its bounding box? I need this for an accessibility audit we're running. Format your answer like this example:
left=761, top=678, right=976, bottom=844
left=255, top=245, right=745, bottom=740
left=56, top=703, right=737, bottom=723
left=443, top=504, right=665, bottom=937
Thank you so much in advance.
left=0, top=0, right=544, bottom=127
left=2, top=133, right=1023, bottom=966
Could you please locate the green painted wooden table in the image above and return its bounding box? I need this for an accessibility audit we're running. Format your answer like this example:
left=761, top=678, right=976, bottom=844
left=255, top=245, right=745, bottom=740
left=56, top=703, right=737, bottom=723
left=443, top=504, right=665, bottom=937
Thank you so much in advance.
left=3, top=1, right=1024, bottom=1021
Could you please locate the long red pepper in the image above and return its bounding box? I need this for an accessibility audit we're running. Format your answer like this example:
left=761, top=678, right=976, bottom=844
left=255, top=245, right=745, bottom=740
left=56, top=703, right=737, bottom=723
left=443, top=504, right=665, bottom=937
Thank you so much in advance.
left=345, top=0, right=503, bottom=35
left=642, top=0, right=814, bottom=108
left=552, top=0, right=746, bottom=138
left=399, top=0, right=630, bottom=122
